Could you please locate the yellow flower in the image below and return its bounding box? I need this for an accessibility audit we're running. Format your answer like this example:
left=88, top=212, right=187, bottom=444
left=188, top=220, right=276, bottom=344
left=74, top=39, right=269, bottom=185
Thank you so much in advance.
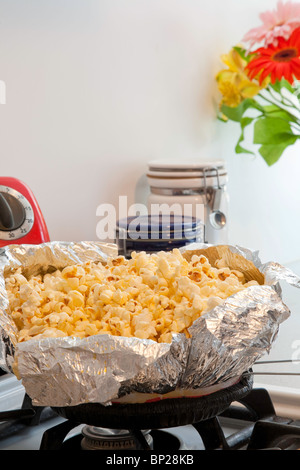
left=216, top=48, right=268, bottom=107
left=217, top=78, right=242, bottom=107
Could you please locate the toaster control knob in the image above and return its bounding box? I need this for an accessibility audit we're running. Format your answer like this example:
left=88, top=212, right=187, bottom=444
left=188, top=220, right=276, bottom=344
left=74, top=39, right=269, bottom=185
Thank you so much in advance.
left=0, top=185, right=34, bottom=240
left=0, top=192, right=26, bottom=231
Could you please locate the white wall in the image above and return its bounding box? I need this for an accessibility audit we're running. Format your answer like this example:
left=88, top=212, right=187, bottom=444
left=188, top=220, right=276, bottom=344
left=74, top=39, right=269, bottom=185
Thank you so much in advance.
left=0, top=0, right=299, bottom=264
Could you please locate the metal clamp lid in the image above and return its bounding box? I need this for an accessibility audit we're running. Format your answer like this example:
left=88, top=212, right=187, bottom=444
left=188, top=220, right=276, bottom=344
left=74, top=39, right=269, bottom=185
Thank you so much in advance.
left=202, top=167, right=227, bottom=230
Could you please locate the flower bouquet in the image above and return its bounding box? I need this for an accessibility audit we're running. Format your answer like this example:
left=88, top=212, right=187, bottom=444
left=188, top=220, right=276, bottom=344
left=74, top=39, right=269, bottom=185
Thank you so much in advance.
left=216, top=1, right=300, bottom=165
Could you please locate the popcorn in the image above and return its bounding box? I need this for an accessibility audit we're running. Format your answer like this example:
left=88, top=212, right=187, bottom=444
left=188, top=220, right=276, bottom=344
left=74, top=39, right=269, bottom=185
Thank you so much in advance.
left=5, top=249, right=259, bottom=344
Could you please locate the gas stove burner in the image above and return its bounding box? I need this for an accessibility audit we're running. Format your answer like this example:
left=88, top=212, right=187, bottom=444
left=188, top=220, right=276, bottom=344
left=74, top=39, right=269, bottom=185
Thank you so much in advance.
left=80, top=427, right=153, bottom=450
left=50, top=426, right=183, bottom=451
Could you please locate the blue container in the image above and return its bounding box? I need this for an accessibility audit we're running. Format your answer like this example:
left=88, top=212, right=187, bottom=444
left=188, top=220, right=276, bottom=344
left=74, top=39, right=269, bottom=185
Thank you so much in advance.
left=116, top=214, right=204, bottom=258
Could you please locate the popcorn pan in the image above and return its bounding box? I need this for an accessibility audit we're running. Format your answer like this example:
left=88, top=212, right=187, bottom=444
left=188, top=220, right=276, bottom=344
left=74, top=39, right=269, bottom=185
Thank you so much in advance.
left=0, top=241, right=298, bottom=409
left=51, top=374, right=253, bottom=429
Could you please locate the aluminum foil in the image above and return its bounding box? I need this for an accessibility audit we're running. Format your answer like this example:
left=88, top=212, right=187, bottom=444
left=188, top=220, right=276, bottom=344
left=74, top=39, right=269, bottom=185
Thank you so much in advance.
left=0, top=241, right=298, bottom=407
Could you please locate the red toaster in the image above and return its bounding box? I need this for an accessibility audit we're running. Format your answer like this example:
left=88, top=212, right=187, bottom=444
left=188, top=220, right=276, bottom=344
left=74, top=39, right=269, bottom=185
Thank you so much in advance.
left=0, top=177, right=50, bottom=247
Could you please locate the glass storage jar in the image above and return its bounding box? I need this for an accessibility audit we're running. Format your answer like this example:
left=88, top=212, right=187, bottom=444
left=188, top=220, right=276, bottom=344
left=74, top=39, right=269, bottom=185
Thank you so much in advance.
left=146, top=160, right=229, bottom=245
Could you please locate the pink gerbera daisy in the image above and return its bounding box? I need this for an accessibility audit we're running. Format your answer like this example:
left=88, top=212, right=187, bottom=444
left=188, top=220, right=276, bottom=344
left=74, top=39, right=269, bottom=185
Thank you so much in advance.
left=243, top=1, right=300, bottom=48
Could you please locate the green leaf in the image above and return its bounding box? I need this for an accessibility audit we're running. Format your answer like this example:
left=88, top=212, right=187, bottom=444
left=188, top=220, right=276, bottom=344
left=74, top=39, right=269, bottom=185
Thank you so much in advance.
left=253, top=116, right=295, bottom=145
left=235, top=117, right=255, bottom=154
left=262, top=104, right=297, bottom=122
left=233, top=46, right=253, bottom=63
left=258, top=138, right=298, bottom=166
left=217, top=113, right=228, bottom=123
left=253, top=116, right=299, bottom=165
left=269, top=80, right=295, bottom=94
left=235, top=143, right=254, bottom=155
left=221, top=98, right=262, bottom=122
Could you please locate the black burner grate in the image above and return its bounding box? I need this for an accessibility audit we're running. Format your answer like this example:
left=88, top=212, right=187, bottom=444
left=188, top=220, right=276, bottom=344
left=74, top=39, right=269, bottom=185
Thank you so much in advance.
left=40, top=387, right=300, bottom=450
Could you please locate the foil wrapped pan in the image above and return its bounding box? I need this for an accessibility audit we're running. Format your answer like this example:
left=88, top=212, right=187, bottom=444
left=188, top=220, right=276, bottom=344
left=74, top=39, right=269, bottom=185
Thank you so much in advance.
left=0, top=241, right=298, bottom=407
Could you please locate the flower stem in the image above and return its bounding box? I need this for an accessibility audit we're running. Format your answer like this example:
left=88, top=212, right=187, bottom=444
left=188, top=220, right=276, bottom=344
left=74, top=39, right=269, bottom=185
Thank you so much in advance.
left=268, top=85, right=299, bottom=110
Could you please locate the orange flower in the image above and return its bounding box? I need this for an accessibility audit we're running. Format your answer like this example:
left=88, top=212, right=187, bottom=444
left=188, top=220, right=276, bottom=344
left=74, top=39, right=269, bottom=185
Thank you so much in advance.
left=246, top=26, right=300, bottom=84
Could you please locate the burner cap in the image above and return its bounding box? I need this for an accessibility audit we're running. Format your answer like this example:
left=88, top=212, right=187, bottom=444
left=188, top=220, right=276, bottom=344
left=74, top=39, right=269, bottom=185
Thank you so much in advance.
left=81, top=426, right=153, bottom=450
